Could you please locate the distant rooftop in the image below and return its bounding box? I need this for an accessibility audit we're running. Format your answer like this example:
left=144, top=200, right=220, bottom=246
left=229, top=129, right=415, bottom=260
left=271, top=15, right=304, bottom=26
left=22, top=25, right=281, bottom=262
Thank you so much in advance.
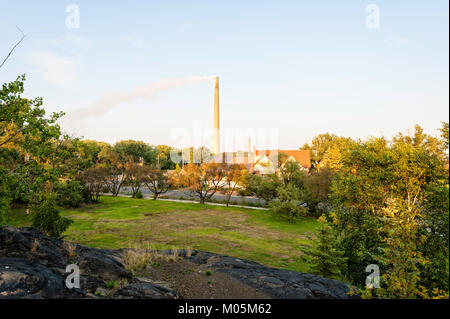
left=255, top=150, right=311, bottom=168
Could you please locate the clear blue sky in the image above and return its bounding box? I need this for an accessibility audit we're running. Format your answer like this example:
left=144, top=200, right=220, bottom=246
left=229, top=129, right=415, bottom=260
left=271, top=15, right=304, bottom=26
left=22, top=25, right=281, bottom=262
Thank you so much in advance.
left=1, top=0, right=448, bottom=150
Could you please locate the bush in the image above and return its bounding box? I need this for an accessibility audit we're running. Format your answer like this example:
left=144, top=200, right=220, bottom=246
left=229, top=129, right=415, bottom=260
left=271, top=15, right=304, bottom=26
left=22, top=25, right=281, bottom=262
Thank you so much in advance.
left=30, top=194, right=73, bottom=238
left=270, top=199, right=307, bottom=222
left=123, top=249, right=152, bottom=274
left=249, top=174, right=281, bottom=204
left=135, top=190, right=143, bottom=199
left=237, top=188, right=253, bottom=197
left=54, top=180, right=85, bottom=207
left=269, top=184, right=308, bottom=222
left=106, top=281, right=118, bottom=289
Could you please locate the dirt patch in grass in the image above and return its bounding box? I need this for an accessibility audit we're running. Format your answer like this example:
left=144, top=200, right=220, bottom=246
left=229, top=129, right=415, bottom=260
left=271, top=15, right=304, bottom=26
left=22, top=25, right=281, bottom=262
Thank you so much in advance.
left=142, top=258, right=269, bottom=299
left=140, top=209, right=311, bottom=258
left=149, top=209, right=248, bottom=225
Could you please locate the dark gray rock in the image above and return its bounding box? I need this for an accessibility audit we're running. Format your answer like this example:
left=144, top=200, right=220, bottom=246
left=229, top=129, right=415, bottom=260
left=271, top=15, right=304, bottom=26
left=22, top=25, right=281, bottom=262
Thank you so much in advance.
left=0, top=227, right=179, bottom=299
left=0, top=257, right=83, bottom=298
left=1, top=227, right=355, bottom=299
left=183, top=250, right=356, bottom=299
left=113, top=282, right=179, bottom=299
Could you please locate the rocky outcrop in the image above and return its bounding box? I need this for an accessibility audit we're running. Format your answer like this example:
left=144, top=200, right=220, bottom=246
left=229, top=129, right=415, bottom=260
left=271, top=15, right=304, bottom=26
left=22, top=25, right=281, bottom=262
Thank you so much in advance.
left=1, top=227, right=354, bottom=299
left=0, top=227, right=179, bottom=299
left=166, top=250, right=354, bottom=299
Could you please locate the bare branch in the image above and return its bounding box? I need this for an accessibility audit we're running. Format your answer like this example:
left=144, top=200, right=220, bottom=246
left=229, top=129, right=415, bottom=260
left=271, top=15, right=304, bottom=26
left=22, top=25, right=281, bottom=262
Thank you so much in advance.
left=0, top=26, right=27, bottom=70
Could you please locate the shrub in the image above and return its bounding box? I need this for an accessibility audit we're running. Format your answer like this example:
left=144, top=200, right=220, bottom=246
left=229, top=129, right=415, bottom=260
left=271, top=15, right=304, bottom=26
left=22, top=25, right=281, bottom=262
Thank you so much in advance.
left=270, top=199, right=307, bottom=222
left=168, top=249, right=179, bottom=262
left=30, top=194, right=73, bottom=238
left=54, top=180, right=84, bottom=207
left=135, top=190, right=143, bottom=199
left=63, top=241, right=77, bottom=257
left=249, top=174, right=281, bottom=204
left=95, top=288, right=108, bottom=297
left=123, top=244, right=182, bottom=274
left=237, top=188, right=253, bottom=197
left=31, top=239, right=39, bottom=252
left=269, top=184, right=308, bottom=222
left=123, top=249, right=152, bottom=274
left=106, top=281, right=118, bottom=289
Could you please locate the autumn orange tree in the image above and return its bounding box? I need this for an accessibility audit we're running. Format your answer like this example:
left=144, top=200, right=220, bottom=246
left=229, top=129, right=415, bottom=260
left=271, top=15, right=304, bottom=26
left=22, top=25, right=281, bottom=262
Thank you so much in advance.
left=98, top=145, right=128, bottom=196
left=142, top=165, right=171, bottom=199
left=77, top=165, right=109, bottom=202
left=124, top=162, right=146, bottom=198
left=178, top=162, right=226, bottom=204
left=222, top=164, right=246, bottom=206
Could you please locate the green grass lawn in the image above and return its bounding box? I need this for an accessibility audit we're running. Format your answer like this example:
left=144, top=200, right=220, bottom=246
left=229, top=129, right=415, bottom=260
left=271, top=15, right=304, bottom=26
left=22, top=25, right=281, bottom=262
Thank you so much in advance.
left=7, top=196, right=318, bottom=273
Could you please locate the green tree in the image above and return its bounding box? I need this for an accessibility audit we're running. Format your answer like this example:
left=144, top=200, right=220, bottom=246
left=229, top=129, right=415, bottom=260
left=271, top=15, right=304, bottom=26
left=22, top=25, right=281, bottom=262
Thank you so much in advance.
left=438, top=122, right=449, bottom=168
left=304, top=216, right=346, bottom=279
left=439, top=122, right=449, bottom=149
left=114, top=140, right=157, bottom=165
left=0, top=75, right=64, bottom=225
left=303, top=167, right=334, bottom=216
left=155, top=144, right=177, bottom=169
left=54, top=180, right=85, bottom=208
left=300, top=133, right=355, bottom=171
left=329, top=125, right=448, bottom=296
left=279, top=160, right=306, bottom=187
left=74, top=139, right=110, bottom=169
left=420, top=183, right=449, bottom=292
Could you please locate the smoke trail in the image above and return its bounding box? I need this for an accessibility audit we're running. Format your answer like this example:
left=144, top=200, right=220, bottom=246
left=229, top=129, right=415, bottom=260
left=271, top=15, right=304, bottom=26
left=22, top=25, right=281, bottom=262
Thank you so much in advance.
left=70, top=75, right=217, bottom=119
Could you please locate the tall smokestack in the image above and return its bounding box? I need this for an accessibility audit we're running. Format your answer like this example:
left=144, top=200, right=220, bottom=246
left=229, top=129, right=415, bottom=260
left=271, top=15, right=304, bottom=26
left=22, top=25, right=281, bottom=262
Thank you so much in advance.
left=212, top=76, right=220, bottom=154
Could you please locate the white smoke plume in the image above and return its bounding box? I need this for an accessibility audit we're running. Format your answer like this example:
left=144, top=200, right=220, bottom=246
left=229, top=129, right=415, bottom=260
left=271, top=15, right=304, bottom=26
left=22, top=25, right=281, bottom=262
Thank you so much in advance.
left=69, top=75, right=217, bottom=119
